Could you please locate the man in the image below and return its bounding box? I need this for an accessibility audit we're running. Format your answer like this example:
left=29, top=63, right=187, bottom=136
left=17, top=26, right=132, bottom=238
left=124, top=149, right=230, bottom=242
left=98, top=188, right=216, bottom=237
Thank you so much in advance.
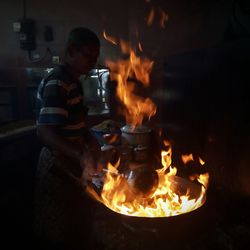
left=34, top=27, right=102, bottom=249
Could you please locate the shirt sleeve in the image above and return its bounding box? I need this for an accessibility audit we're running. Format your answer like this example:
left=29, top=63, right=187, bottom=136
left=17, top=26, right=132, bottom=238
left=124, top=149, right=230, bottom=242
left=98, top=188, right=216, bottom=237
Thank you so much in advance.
left=37, top=79, right=68, bottom=125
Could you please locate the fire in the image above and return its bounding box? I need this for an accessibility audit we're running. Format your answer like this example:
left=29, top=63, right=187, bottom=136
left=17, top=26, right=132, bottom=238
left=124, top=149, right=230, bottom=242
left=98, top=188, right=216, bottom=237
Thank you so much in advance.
left=104, top=32, right=156, bottom=128
left=94, top=29, right=209, bottom=218
left=182, top=153, right=194, bottom=164
left=138, top=42, right=143, bottom=52
left=145, top=4, right=168, bottom=28
left=158, top=140, right=172, bottom=174
left=87, top=142, right=209, bottom=218
left=147, top=7, right=155, bottom=26
left=159, top=8, right=169, bottom=28
left=103, top=30, right=117, bottom=45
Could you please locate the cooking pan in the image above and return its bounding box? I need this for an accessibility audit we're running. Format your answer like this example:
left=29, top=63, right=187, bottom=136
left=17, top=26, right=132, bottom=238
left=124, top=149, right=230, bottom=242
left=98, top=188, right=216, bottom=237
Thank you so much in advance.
left=95, top=193, right=209, bottom=243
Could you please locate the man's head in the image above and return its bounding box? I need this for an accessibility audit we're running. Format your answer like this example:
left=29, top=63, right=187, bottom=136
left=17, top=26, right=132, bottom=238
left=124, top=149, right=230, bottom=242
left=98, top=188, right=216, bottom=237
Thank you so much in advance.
left=65, top=27, right=100, bottom=75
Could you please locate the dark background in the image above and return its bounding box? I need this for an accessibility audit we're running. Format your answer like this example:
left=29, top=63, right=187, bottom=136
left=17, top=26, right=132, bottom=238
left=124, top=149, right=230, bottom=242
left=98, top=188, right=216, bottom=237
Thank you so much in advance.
left=0, top=0, right=250, bottom=249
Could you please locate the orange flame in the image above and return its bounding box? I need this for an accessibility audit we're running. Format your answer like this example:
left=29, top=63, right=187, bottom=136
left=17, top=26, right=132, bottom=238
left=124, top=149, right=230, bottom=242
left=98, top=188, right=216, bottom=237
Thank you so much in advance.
left=87, top=143, right=209, bottom=217
left=103, top=30, right=117, bottom=45
left=104, top=33, right=156, bottom=128
left=94, top=12, right=209, bottom=218
left=138, top=42, right=143, bottom=52
left=182, top=153, right=194, bottom=164
left=147, top=7, right=155, bottom=26
left=199, top=157, right=205, bottom=165
left=159, top=8, right=169, bottom=28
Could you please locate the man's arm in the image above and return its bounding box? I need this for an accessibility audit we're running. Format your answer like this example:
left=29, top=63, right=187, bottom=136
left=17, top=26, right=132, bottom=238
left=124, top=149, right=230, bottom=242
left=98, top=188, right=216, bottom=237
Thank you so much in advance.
left=37, top=124, right=82, bottom=162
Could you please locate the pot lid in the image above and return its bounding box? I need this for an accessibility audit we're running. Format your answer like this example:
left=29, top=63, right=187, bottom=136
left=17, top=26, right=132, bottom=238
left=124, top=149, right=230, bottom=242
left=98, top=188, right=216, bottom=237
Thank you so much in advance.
left=121, top=124, right=151, bottom=134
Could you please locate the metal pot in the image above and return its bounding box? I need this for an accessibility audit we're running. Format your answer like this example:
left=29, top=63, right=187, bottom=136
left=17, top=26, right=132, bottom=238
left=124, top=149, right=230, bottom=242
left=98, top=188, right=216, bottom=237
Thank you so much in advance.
left=133, top=145, right=149, bottom=162
left=121, top=124, right=152, bottom=146
left=125, top=163, right=159, bottom=198
left=101, top=163, right=159, bottom=199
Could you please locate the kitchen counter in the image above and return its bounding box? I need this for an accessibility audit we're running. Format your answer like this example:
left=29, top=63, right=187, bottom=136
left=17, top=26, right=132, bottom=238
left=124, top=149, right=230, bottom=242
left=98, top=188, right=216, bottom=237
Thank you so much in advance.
left=0, top=120, right=36, bottom=140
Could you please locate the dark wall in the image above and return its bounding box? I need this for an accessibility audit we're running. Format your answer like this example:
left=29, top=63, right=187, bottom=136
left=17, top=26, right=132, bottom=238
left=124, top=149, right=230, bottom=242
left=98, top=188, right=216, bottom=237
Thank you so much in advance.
left=0, top=0, right=237, bottom=122
left=0, top=0, right=130, bottom=68
left=0, top=0, right=234, bottom=68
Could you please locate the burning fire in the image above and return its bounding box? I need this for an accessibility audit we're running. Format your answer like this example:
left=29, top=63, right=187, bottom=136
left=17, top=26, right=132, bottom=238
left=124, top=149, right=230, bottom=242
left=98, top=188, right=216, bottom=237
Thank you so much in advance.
left=147, top=7, right=155, bottom=26
left=87, top=31, right=210, bottom=218
left=104, top=31, right=156, bottom=128
left=159, top=8, right=169, bottom=28
left=146, top=5, right=168, bottom=28
left=87, top=141, right=209, bottom=218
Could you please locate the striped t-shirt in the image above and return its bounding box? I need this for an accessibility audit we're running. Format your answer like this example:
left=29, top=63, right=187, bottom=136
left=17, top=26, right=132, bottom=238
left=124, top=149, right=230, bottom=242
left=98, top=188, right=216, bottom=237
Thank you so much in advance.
left=36, top=64, right=89, bottom=138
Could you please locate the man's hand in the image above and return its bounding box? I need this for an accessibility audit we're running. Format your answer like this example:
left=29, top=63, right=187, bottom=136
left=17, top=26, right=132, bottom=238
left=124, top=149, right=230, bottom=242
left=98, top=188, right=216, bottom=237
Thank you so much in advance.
left=80, top=147, right=104, bottom=184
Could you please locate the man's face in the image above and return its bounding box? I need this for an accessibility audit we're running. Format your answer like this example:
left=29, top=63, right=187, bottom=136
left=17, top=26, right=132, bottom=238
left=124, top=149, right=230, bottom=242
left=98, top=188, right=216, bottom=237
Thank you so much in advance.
left=72, top=44, right=100, bottom=75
